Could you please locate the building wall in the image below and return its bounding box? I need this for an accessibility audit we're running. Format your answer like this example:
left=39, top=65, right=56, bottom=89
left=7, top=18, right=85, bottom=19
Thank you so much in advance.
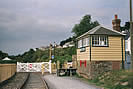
left=77, top=47, right=90, bottom=61
left=77, top=60, right=121, bottom=79
left=92, top=36, right=125, bottom=61
left=76, top=36, right=125, bottom=79
left=77, top=60, right=91, bottom=79
left=77, top=36, right=125, bottom=61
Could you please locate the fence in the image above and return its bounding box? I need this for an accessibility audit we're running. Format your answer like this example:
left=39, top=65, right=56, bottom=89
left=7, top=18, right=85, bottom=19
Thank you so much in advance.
left=0, top=64, right=16, bottom=83
left=17, top=61, right=52, bottom=73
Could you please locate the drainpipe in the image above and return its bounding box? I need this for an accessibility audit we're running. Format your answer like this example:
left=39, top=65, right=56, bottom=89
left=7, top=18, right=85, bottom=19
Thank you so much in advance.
left=121, top=37, right=124, bottom=69
left=90, top=35, right=91, bottom=62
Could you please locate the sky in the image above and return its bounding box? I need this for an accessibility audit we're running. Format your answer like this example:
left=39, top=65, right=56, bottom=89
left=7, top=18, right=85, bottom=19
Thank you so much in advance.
left=0, top=0, right=130, bottom=55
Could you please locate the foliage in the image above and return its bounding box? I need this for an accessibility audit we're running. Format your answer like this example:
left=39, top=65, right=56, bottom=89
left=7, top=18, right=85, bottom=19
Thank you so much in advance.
left=72, top=14, right=99, bottom=37
left=0, top=45, right=76, bottom=63
left=20, top=48, right=49, bottom=63
left=0, top=50, right=8, bottom=60
left=86, top=70, right=133, bottom=89
left=60, top=37, right=73, bottom=46
left=6, top=48, right=49, bottom=63
left=52, top=46, right=76, bottom=64
left=35, top=48, right=49, bottom=62
left=0, top=60, right=17, bottom=64
left=21, top=49, right=36, bottom=62
left=128, top=73, right=133, bottom=89
left=0, top=50, right=19, bottom=63
left=120, top=22, right=130, bottom=31
left=7, top=45, right=76, bottom=63
left=53, top=55, right=72, bottom=64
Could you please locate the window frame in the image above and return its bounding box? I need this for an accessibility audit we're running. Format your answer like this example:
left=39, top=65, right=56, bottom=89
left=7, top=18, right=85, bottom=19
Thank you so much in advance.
left=77, top=36, right=90, bottom=49
left=78, top=39, right=82, bottom=48
left=92, top=35, right=109, bottom=47
left=77, top=36, right=90, bottom=52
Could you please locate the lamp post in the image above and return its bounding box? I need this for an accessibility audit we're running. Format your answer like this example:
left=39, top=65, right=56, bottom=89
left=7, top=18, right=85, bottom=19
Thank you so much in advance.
left=54, top=42, right=56, bottom=61
left=130, top=0, right=133, bottom=71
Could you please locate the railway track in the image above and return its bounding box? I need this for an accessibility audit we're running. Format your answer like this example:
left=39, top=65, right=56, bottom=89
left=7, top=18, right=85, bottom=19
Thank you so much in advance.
left=22, top=73, right=48, bottom=89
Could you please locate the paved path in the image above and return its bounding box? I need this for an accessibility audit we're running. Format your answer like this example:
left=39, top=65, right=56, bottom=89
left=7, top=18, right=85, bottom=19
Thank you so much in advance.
left=43, top=75, right=101, bottom=89
left=24, top=73, right=46, bottom=89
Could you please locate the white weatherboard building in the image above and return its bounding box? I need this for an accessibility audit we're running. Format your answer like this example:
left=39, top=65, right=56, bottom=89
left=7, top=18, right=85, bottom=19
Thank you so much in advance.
left=125, top=37, right=131, bottom=54
left=123, top=31, right=131, bottom=69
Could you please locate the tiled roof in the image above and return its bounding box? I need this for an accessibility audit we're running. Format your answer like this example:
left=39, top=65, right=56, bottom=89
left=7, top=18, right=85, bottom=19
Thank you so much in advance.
left=77, top=25, right=125, bottom=39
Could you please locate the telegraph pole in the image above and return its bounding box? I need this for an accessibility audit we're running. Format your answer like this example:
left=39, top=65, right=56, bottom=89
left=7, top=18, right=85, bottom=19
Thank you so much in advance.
left=130, top=0, right=133, bottom=71
left=49, top=44, right=52, bottom=60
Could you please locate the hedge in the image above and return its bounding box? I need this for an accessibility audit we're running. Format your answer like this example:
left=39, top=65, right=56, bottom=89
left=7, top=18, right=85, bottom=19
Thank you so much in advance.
left=0, top=60, right=17, bottom=64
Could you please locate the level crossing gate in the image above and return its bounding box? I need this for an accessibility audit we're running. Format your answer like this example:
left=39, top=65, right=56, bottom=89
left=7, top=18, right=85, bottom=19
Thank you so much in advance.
left=17, top=60, right=52, bottom=73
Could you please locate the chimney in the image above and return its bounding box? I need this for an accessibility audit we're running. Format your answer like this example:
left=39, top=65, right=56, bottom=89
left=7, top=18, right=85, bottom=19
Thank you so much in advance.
left=112, top=14, right=121, bottom=32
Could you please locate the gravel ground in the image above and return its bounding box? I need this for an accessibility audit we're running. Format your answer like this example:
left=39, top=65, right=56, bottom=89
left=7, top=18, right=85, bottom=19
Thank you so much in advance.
left=0, top=73, right=29, bottom=89
left=43, top=74, right=101, bottom=89
left=23, top=73, right=46, bottom=89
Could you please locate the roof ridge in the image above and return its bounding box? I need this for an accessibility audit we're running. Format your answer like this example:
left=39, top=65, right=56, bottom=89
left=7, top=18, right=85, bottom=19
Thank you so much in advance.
left=76, top=25, right=125, bottom=40
left=89, top=25, right=101, bottom=33
left=76, top=25, right=101, bottom=39
left=101, top=26, right=125, bottom=35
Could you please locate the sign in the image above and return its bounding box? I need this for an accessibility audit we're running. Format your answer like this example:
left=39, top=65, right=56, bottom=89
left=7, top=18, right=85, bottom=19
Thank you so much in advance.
left=29, top=64, right=32, bottom=68
left=52, top=55, right=54, bottom=59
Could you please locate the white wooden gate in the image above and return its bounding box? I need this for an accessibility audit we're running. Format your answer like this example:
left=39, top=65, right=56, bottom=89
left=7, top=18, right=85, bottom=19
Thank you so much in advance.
left=17, top=60, right=52, bottom=73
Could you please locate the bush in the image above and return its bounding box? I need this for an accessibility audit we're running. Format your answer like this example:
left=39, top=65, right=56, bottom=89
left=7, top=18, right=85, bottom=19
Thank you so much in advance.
left=113, top=84, right=127, bottom=89
left=128, top=75, right=133, bottom=89
left=0, top=60, right=17, bottom=64
left=92, top=78, right=99, bottom=83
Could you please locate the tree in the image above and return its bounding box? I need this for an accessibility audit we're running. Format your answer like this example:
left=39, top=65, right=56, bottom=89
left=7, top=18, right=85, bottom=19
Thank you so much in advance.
left=34, top=48, right=49, bottom=62
left=72, top=15, right=99, bottom=37
left=60, top=37, right=73, bottom=46
left=0, top=50, right=8, bottom=60
left=21, top=49, right=36, bottom=62
left=120, top=22, right=130, bottom=31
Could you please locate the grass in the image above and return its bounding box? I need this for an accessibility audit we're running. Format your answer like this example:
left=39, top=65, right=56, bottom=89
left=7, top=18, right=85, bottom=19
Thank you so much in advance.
left=75, top=70, right=133, bottom=89
left=74, top=73, right=104, bottom=88
left=95, top=70, right=133, bottom=89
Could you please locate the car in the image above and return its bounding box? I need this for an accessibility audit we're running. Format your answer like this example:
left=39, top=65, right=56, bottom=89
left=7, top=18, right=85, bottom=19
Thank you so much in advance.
left=127, top=62, right=131, bottom=64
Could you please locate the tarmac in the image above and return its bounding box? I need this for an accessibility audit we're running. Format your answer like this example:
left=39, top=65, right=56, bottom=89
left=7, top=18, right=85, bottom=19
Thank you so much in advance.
left=43, top=74, right=101, bottom=89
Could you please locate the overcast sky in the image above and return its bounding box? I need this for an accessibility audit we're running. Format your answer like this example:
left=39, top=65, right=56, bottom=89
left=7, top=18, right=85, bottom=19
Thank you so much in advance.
left=0, top=0, right=130, bottom=55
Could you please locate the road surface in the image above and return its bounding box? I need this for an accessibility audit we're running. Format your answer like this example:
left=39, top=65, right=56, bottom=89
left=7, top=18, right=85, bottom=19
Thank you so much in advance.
left=43, top=75, right=101, bottom=89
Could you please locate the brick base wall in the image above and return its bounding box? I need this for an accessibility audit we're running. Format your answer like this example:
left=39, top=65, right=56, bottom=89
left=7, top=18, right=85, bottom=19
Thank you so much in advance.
left=77, top=61, right=121, bottom=79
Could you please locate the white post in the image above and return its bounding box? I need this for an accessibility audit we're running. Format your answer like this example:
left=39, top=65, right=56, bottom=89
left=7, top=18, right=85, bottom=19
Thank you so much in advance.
left=27, top=63, right=29, bottom=72
left=49, top=60, right=52, bottom=74
left=17, top=62, right=19, bottom=72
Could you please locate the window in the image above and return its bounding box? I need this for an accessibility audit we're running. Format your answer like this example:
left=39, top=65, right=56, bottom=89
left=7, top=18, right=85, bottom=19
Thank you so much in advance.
left=78, top=40, right=82, bottom=48
left=83, top=38, right=86, bottom=47
left=80, top=47, right=86, bottom=52
left=78, top=37, right=90, bottom=48
left=82, top=37, right=90, bottom=47
left=92, top=35, right=108, bottom=46
left=86, top=37, right=90, bottom=46
left=78, top=39, right=86, bottom=52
